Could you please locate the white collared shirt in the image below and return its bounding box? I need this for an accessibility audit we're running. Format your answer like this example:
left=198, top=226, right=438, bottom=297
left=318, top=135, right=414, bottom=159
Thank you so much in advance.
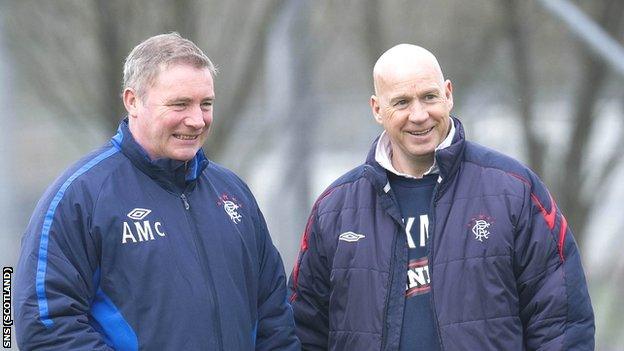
left=375, top=117, right=456, bottom=179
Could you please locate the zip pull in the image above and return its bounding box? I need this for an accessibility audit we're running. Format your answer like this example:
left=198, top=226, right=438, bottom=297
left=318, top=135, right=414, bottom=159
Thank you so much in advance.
left=180, top=194, right=190, bottom=210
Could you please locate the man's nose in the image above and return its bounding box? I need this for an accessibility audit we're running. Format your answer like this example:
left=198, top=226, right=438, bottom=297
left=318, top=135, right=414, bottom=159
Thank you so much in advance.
left=408, top=101, right=428, bottom=123
left=185, top=105, right=206, bottom=129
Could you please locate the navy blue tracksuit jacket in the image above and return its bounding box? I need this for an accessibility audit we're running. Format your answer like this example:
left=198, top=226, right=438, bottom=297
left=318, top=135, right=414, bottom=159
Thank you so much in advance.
left=289, top=117, right=594, bottom=350
left=15, top=120, right=299, bottom=350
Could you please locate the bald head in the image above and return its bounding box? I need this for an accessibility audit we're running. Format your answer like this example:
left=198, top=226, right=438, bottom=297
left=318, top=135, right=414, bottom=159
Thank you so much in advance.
left=369, top=44, right=454, bottom=176
left=373, top=44, right=445, bottom=95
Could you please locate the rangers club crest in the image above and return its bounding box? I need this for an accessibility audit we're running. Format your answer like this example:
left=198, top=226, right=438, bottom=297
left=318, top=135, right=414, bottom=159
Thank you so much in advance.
left=467, top=215, right=494, bottom=242
left=217, top=193, right=243, bottom=224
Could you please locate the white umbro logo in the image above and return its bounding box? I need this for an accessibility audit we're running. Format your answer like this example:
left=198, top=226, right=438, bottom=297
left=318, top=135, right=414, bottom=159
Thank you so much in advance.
left=122, top=208, right=165, bottom=244
left=127, top=208, right=152, bottom=220
left=339, top=231, right=366, bottom=242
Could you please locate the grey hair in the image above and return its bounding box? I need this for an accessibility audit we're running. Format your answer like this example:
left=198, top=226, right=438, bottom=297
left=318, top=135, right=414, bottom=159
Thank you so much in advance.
left=122, top=32, right=217, bottom=98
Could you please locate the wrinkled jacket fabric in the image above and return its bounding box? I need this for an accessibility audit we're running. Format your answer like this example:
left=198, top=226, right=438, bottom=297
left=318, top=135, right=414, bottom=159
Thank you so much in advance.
left=289, top=117, right=594, bottom=350
left=15, top=120, right=299, bottom=350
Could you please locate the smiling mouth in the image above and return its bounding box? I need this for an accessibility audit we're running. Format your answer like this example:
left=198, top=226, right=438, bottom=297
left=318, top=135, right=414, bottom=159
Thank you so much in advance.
left=173, top=134, right=199, bottom=140
left=407, top=127, right=434, bottom=136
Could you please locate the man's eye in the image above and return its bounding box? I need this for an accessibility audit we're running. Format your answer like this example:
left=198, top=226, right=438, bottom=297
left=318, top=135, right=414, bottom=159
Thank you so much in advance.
left=394, top=100, right=407, bottom=107
left=200, top=101, right=213, bottom=110
left=424, top=94, right=437, bottom=101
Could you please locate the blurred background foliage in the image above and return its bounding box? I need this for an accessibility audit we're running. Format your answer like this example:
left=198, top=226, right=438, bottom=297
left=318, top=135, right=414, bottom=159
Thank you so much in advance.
left=0, top=0, right=622, bottom=349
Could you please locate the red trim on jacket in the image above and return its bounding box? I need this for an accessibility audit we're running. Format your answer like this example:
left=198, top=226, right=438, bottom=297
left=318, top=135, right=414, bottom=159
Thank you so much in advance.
left=290, top=187, right=336, bottom=302
left=558, top=215, right=568, bottom=262
left=507, top=172, right=565, bottom=261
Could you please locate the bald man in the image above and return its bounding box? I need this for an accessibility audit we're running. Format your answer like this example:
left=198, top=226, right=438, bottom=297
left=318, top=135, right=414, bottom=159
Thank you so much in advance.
left=288, top=44, right=594, bottom=350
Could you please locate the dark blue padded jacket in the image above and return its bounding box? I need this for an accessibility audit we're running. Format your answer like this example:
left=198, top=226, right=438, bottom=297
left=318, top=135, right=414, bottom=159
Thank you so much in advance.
left=289, top=117, right=594, bottom=350
left=15, top=120, right=299, bottom=350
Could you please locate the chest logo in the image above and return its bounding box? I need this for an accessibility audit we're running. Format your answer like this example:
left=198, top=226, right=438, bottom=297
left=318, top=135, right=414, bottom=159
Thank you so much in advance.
left=217, top=194, right=243, bottom=224
left=468, top=215, right=494, bottom=242
left=122, top=208, right=166, bottom=244
left=339, top=231, right=365, bottom=242
left=127, top=208, right=151, bottom=220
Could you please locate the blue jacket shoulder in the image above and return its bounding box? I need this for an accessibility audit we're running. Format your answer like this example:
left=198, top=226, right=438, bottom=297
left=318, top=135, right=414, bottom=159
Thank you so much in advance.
left=311, top=164, right=378, bottom=218
left=462, top=141, right=550, bottom=202
left=32, top=144, right=124, bottom=215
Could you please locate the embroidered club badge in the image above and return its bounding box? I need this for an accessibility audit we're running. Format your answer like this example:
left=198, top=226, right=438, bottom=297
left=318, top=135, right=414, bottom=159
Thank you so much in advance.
left=467, top=215, right=495, bottom=242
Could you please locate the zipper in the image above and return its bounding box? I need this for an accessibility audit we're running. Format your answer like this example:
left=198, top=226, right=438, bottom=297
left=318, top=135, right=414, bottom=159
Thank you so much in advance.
left=180, top=193, right=190, bottom=210
left=380, top=193, right=405, bottom=351
left=180, top=193, right=224, bottom=350
left=380, top=226, right=399, bottom=350
left=428, top=184, right=445, bottom=350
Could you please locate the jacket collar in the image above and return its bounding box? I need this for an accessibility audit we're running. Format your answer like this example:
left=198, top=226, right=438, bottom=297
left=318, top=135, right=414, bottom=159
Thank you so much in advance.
left=111, top=118, right=209, bottom=193
left=364, top=116, right=466, bottom=196
left=435, top=116, right=466, bottom=189
left=374, top=116, right=456, bottom=178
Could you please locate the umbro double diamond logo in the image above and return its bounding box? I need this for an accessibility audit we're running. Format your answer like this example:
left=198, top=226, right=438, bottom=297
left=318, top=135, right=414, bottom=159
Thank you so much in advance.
left=339, top=231, right=366, bottom=243
left=122, top=207, right=166, bottom=244
left=127, top=208, right=151, bottom=220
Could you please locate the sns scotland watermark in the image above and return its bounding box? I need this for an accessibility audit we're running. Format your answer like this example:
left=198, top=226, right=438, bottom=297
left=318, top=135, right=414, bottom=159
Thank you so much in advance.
left=2, top=267, right=12, bottom=348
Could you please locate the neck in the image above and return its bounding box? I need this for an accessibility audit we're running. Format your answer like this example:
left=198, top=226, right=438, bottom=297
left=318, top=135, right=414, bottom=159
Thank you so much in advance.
left=391, top=152, right=434, bottom=178
left=128, top=119, right=158, bottom=160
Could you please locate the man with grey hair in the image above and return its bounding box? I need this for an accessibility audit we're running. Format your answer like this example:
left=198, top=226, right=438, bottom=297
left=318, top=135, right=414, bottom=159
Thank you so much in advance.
left=289, top=44, right=594, bottom=350
left=15, top=32, right=299, bottom=350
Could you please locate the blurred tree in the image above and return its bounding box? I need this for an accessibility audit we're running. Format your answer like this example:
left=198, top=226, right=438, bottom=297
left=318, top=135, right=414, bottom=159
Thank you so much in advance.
left=202, top=0, right=285, bottom=159
left=95, top=0, right=128, bottom=130
left=2, top=0, right=283, bottom=160
left=363, top=0, right=384, bottom=68
left=558, top=0, right=624, bottom=245
left=3, top=1, right=110, bottom=144
left=501, top=0, right=624, bottom=247
left=171, top=0, right=199, bottom=42
left=282, top=0, right=314, bottom=222
left=502, top=0, right=544, bottom=177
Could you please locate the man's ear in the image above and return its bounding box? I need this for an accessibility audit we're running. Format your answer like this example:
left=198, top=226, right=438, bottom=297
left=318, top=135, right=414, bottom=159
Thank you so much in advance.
left=370, top=95, right=383, bottom=125
left=445, top=79, right=454, bottom=110
left=123, top=88, right=140, bottom=117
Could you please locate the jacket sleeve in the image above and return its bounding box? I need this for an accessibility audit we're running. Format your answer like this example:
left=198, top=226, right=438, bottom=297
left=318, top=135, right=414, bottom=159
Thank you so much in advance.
left=14, top=184, right=113, bottom=350
left=288, top=205, right=331, bottom=351
left=253, top=207, right=301, bottom=351
left=514, top=177, right=594, bottom=350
